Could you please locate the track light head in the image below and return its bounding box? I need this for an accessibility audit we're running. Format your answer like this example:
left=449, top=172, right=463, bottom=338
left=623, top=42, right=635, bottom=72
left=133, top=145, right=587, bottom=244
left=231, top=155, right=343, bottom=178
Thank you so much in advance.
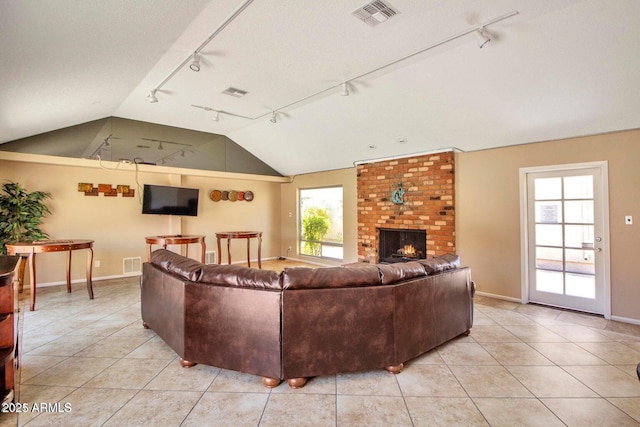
left=147, top=90, right=158, bottom=103
left=340, top=82, right=350, bottom=96
left=189, top=53, right=201, bottom=72
left=212, top=111, right=220, bottom=122
left=158, top=142, right=163, bottom=151
left=270, top=111, right=277, bottom=123
left=475, top=27, right=491, bottom=48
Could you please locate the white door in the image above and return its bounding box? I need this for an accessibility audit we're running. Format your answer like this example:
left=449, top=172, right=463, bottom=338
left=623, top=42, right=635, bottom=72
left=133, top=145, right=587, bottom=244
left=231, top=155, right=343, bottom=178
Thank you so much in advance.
left=522, top=163, right=609, bottom=315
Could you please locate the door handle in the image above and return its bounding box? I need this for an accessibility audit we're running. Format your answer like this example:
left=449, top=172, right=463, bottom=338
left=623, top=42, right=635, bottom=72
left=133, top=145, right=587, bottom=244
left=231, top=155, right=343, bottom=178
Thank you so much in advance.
left=595, top=248, right=602, bottom=252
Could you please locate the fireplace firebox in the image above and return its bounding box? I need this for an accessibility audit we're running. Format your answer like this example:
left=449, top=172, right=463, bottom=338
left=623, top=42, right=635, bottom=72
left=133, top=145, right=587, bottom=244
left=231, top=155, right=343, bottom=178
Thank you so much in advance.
left=378, top=228, right=427, bottom=264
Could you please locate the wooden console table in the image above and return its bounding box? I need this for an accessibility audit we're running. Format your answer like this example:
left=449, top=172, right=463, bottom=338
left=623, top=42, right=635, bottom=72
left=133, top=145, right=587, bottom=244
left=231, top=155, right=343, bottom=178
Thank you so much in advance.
left=145, top=235, right=206, bottom=263
left=6, top=240, right=94, bottom=311
left=215, top=231, right=262, bottom=268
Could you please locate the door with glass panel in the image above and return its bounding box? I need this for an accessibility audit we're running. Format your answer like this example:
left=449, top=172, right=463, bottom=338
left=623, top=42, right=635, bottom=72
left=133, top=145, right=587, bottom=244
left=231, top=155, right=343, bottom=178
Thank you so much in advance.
left=526, top=166, right=607, bottom=314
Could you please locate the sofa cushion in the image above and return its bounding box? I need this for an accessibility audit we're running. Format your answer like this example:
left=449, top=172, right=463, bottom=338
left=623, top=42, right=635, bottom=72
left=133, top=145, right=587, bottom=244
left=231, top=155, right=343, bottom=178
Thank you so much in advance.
left=378, top=261, right=427, bottom=285
left=281, top=265, right=381, bottom=289
left=418, top=254, right=460, bottom=274
left=150, top=249, right=203, bottom=281
left=199, top=264, right=281, bottom=290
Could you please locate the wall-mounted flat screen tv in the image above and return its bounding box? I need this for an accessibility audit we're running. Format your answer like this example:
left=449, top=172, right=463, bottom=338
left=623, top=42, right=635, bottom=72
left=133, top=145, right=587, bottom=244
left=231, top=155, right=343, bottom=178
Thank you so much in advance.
left=142, top=184, right=199, bottom=216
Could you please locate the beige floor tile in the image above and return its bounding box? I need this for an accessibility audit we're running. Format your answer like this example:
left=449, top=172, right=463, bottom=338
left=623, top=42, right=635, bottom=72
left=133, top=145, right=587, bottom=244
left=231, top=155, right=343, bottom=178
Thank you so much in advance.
left=507, top=365, right=598, bottom=398
left=18, top=354, right=67, bottom=382
left=336, top=369, right=401, bottom=396
left=544, top=324, right=612, bottom=342
left=514, top=303, right=563, bottom=320
left=182, top=392, right=270, bottom=427
left=556, top=311, right=608, bottom=329
left=125, top=336, right=179, bottom=360
left=66, top=318, right=135, bottom=336
left=468, top=325, right=522, bottom=343
left=145, top=361, right=220, bottom=391
left=406, top=348, right=446, bottom=365
left=102, top=390, right=202, bottom=427
left=22, top=387, right=137, bottom=427
left=481, top=342, right=553, bottom=366
left=405, top=397, right=489, bottom=426
left=261, top=393, right=336, bottom=427
left=83, top=357, right=170, bottom=389
left=396, top=364, right=467, bottom=397
left=272, top=375, right=336, bottom=394
left=74, top=335, right=151, bottom=358
left=473, top=397, right=565, bottom=427
left=21, top=356, right=118, bottom=387
left=483, top=310, right=537, bottom=326
left=542, top=398, right=640, bottom=426
left=501, top=324, right=568, bottom=343
left=450, top=366, right=533, bottom=398
left=437, top=342, right=499, bottom=366
left=25, top=334, right=101, bottom=357
left=576, top=341, right=640, bottom=365
left=208, top=368, right=271, bottom=393
left=608, top=397, right=640, bottom=423
left=337, top=395, right=412, bottom=426
left=527, top=342, right=607, bottom=365
left=562, top=365, right=640, bottom=397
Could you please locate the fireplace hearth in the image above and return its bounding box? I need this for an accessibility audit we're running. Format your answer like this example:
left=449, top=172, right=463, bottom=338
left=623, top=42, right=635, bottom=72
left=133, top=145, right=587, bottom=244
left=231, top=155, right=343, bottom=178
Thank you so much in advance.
left=378, top=228, right=427, bottom=264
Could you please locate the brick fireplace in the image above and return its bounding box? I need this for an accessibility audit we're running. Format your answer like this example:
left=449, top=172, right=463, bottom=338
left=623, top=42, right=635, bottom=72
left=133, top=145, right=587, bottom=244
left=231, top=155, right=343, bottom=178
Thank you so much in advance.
left=356, top=151, right=455, bottom=263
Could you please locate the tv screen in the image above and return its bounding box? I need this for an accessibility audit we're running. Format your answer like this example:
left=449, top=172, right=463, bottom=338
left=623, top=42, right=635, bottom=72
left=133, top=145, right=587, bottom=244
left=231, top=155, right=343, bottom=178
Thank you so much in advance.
left=142, top=184, right=199, bottom=216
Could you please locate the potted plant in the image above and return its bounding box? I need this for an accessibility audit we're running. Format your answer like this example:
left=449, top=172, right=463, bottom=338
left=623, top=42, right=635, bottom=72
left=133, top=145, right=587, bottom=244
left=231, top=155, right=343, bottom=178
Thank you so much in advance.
left=0, top=181, right=52, bottom=255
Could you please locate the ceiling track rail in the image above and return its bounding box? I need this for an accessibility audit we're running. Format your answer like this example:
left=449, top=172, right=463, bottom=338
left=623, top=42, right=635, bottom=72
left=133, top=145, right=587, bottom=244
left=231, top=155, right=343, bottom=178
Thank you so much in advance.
left=150, top=6, right=518, bottom=123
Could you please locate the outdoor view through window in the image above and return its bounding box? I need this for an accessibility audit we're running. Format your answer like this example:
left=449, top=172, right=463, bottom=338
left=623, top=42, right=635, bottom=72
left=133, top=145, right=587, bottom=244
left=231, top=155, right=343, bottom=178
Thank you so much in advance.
left=299, top=187, right=343, bottom=259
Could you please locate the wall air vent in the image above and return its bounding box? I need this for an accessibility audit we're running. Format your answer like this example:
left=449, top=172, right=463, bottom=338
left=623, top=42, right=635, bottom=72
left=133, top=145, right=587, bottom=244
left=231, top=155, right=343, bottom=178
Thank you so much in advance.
left=123, top=257, right=141, bottom=275
left=352, top=0, right=399, bottom=27
left=205, top=251, right=217, bottom=265
left=222, top=87, right=248, bottom=98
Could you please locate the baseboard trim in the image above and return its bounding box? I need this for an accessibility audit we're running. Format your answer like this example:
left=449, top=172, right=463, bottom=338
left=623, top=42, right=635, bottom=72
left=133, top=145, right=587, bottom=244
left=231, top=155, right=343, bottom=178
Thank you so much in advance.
left=36, top=273, right=141, bottom=288
left=610, top=315, right=640, bottom=326
left=475, top=291, right=522, bottom=303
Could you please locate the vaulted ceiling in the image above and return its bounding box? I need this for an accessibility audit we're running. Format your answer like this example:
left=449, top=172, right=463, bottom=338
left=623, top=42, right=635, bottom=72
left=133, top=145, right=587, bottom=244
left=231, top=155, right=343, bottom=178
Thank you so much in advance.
left=1, top=0, right=639, bottom=176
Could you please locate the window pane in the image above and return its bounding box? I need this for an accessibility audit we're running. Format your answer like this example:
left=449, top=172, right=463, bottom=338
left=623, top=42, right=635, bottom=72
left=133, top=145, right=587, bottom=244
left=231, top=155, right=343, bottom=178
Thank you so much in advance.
left=564, top=175, right=593, bottom=199
left=536, top=247, right=563, bottom=271
left=564, top=200, right=594, bottom=224
left=299, top=186, right=343, bottom=259
left=565, top=249, right=595, bottom=275
left=535, top=224, right=563, bottom=247
left=535, top=201, right=562, bottom=223
left=535, top=177, right=561, bottom=200
left=565, top=273, right=595, bottom=299
left=536, top=269, right=563, bottom=294
left=564, top=225, right=594, bottom=248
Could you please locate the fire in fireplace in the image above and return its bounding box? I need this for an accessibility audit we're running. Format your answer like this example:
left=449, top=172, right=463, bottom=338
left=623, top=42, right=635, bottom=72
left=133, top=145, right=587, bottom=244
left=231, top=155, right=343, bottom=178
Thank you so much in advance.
left=378, top=228, right=427, bottom=264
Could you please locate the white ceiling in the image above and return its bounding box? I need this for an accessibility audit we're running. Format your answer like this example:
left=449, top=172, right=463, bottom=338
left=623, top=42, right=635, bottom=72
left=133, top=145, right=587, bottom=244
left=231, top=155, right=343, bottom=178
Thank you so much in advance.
left=1, top=0, right=639, bottom=176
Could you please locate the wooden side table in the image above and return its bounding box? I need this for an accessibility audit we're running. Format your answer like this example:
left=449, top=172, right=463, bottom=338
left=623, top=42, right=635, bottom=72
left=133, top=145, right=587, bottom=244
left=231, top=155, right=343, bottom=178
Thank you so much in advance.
left=6, top=240, right=94, bottom=311
left=0, top=256, right=19, bottom=403
left=215, top=231, right=262, bottom=268
left=145, top=235, right=206, bottom=263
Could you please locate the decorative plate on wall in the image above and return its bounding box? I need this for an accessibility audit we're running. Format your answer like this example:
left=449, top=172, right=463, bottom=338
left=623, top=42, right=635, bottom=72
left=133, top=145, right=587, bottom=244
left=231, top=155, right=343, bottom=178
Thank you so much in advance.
left=210, top=190, right=222, bottom=201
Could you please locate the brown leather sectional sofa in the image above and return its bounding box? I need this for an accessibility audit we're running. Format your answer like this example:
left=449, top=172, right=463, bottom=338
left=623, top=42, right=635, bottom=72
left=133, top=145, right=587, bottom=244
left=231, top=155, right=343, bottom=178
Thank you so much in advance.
left=141, top=249, right=474, bottom=388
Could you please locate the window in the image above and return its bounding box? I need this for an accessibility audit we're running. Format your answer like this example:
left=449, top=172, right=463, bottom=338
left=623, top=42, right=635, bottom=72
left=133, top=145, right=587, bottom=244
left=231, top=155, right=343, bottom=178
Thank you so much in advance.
left=299, top=186, right=343, bottom=260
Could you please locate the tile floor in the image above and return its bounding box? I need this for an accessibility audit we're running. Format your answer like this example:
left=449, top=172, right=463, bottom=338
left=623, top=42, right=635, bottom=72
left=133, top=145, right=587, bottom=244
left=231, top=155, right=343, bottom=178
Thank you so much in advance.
left=2, top=264, right=640, bottom=426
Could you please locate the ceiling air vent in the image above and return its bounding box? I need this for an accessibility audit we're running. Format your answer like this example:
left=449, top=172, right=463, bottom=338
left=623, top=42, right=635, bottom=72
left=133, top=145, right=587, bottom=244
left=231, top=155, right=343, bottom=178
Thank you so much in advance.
left=222, top=87, right=248, bottom=98
left=352, top=0, right=399, bottom=27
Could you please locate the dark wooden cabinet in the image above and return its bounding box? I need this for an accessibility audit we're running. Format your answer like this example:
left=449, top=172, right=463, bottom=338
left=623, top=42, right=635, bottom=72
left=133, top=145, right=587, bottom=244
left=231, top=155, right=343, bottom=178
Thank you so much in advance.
left=0, top=256, right=19, bottom=403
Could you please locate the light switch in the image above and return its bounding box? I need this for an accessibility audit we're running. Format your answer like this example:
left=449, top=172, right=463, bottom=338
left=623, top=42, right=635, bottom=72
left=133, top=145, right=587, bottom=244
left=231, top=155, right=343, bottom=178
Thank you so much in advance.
left=625, top=215, right=633, bottom=225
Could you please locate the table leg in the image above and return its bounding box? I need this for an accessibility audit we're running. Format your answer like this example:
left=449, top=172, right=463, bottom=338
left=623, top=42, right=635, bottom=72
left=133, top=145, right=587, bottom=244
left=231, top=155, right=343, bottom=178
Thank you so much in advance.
left=258, top=234, right=262, bottom=269
left=185, top=246, right=189, bottom=259
left=227, top=238, right=232, bottom=265
left=86, top=247, right=94, bottom=299
left=246, top=237, right=251, bottom=267
left=29, top=253, right=36, bottom=311
left=16, top=256, right=26, bottom=293
left=200, top=239, right=206, bottom=264
left=147, top=244, right=152, bottom=262
left=217, top=237, right=222, bottom=265
left=66, top=250, right=72, bottom=293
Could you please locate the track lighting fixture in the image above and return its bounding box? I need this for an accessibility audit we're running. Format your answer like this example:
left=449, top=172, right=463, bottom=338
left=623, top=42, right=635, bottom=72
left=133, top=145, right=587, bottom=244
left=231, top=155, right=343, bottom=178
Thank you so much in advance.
left=340, top=82, right=350, bottom=96
left=158, top=142, right=164, bottom=151
left=147, top=90, right=158, bottom=103
left=212, top=110, right=219, bottom=122
left=189, top=53, right=201, bottom=72
left=270, top=111, right=277, bottom=123
left=475, top=27, right=491, bottom=48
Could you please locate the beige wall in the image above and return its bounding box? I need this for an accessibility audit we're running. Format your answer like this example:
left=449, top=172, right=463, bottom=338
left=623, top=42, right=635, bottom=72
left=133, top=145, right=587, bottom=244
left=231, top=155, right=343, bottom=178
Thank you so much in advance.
left=280, top=168, right=358, bottom=266
left=456, top=130, right=640, bottom=321
left=0, top=158, right=283, bottom=284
